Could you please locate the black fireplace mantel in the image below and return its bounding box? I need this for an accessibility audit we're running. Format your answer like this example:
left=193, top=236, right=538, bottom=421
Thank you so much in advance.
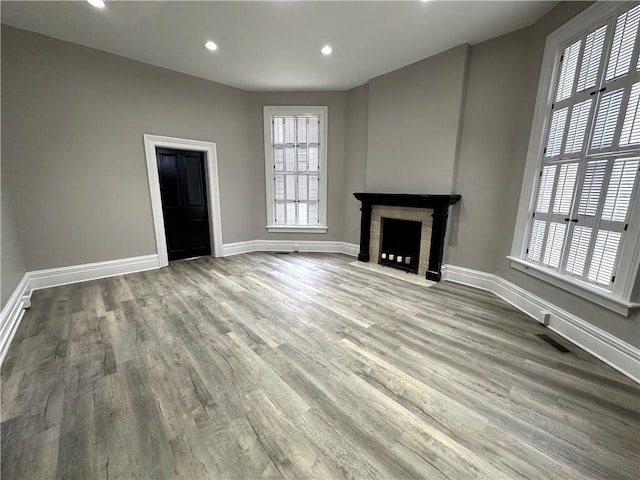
left=353, top=193, right=461, bottom=282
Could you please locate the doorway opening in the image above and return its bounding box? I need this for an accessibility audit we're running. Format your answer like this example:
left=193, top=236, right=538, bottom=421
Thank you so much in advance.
left=143, top=135, right=223, bottom=267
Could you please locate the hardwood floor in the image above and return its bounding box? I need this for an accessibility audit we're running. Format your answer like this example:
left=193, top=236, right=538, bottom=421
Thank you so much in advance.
left=1, top=252, right=639, bottom=479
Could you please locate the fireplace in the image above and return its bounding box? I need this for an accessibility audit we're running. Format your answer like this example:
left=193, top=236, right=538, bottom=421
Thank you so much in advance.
left=380, top=218, right=422, bottom=274
left=354, top=193, right=461, bottom=281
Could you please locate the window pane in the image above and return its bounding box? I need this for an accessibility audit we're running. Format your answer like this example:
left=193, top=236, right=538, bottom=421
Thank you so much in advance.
left=285, top=147, right=295, bottom=171
left=536, top=164, right=557, bottom=213
left=274, top=175, right=285, bottom=200
left=606, top=5, right=640, bottom=81
left=588, top=230, right=622, bottom=285
left=286, top=202, right=297, bottom=225
left=297, top=116, right=307, bottom=144
left=274, top=148, right=284, bottom=171
left=308, top=117, right=319, bottom=143
left=591, top=89, right=623, bottom=150
left=556, top=40, right=581, bottom=101
left=285, top=175, right=295, bottom=200
left=298, top=203, right=308, bottom=225
left=542, top=222, right=567, bottom=268
left=566, top=225, right=592, bottom=276
left=619, top=82, right=640, bottom=146
left=309, top=202, right=318, bottom=224
left=577, top=25, right=607, bottom=92
left=284, top=117, right=295, bottom=143
left=578, top=159, right=608, bottom=216
left=564, top=99, right=592, bottom=154
left=298, top=175, right=308, bottom=201
left=275, top=203, right=285, bottom=223
left=546, top=107, right=568, bottom=157
left=527, top=219, right=547, bottom=262
left=309, top=147, right=319, bottom=171
left=602, top=157, right=640, bottom=221
left=308, top=175, right=318, bottom=201
left=273, top=117, right=284, bottom=144
left=553, top=163, right=579, bottom=215
left=298, top=146, right=308, bottom=172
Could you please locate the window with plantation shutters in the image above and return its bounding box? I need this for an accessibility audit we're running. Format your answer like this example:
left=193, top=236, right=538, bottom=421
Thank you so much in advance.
left=514, top=2, right=640, bottom=314
left=263, top=106, right=328, bottom=232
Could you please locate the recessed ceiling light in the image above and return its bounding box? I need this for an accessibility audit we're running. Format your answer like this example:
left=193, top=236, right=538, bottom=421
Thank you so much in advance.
left=205, top=41, right=218, bottom=51
left=321, top=45, right=332, bottom=56
left=87, top=0, right=106, bottom=9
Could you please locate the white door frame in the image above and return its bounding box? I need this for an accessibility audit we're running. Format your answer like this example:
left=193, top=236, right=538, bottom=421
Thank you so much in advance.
left=143, top=134, right=223, bottom=267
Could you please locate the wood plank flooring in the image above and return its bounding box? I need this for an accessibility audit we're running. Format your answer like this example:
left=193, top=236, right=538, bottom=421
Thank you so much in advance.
left=1, top=252, right=639, bottom=479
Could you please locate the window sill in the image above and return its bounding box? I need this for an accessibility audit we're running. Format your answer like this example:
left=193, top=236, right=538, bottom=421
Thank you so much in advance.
left=266, top=225, right=328, bottom=234
left=507, top=256, right=639, bottom=316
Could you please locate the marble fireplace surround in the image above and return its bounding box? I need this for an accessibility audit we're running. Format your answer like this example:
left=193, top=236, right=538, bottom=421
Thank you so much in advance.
left=353, top=193, right=461, bottom=281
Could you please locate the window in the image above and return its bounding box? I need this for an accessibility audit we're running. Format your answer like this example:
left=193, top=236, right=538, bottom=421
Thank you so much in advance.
left=511, top=2, right=640, bottom=316
left=263, top=106, right=328, bottom=233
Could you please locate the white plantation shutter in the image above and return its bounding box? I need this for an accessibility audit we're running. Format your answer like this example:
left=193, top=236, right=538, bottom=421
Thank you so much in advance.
left=526, top=4, right=640, bottom=291
left=556, top=41, right=581, bottom=102
left=602, top=157, right=640, bottom=221
left=620, top=82, right=640, bottom=146
left=564, top=99, right=592, bottom=154
left=590, top=89, right=624, bottom=150
left=269, top=112, right=322, bottom=226
left=606, top=5, right=640, bottom=81
left=565, top=225, right=592, bottom=276
left=577, top=26, right=607, bottom=92
left=546, top=108, right=568, bottom=157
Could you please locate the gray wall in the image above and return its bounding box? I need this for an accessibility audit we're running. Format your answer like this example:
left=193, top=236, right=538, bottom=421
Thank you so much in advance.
left=344, top=84, right=369, bottom=245
left=1, top=188, right=26, bottom=308
left=1, top=25, right=255, bottom=270
left=446, top=28, right=533, bottom=273
left=249, top=91, right=348, bottom=242
left=365, top=45, right=469, bottom=194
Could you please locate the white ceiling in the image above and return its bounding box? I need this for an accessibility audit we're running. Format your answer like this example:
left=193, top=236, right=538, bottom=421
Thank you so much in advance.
left=1, top=1, right=559, bottom=91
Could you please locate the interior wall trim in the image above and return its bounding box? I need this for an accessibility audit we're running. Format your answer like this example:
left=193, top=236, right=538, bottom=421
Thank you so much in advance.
left=0, top=274, right=30, bottom=365
left=441, top=264, right=640, bottom=384
left=0, top=254, right=160, bottom=365
left=222, top=240, right=359, bottom=257
left=27, top=254, right=161, bottom=291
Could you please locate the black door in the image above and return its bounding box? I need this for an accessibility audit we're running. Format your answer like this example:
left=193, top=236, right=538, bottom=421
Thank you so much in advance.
left=156, top=148, right=211, bottom=261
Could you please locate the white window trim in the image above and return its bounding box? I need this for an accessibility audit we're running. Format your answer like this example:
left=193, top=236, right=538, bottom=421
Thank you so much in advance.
left=511, top=1, right=640, bottom=316
left=263, top=106, right=328, bottom=233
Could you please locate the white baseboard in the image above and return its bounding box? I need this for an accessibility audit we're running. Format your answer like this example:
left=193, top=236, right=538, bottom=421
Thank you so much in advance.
left=442, top=264, right=640, bottom=383
left=28, top=254, right=160, bottom=291
left=0, top=275, right=30, bottom=365
left=0, top=254, right=160, bottom=365
left=222, top=240, right=359, bottom=257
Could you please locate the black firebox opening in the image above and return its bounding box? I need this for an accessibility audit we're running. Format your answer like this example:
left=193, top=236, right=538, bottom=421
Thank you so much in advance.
left=379, top=217, right=421, bottom=274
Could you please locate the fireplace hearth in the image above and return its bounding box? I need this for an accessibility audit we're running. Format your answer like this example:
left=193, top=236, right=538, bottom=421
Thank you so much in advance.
left=354, top=193, right=461, bottom=281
